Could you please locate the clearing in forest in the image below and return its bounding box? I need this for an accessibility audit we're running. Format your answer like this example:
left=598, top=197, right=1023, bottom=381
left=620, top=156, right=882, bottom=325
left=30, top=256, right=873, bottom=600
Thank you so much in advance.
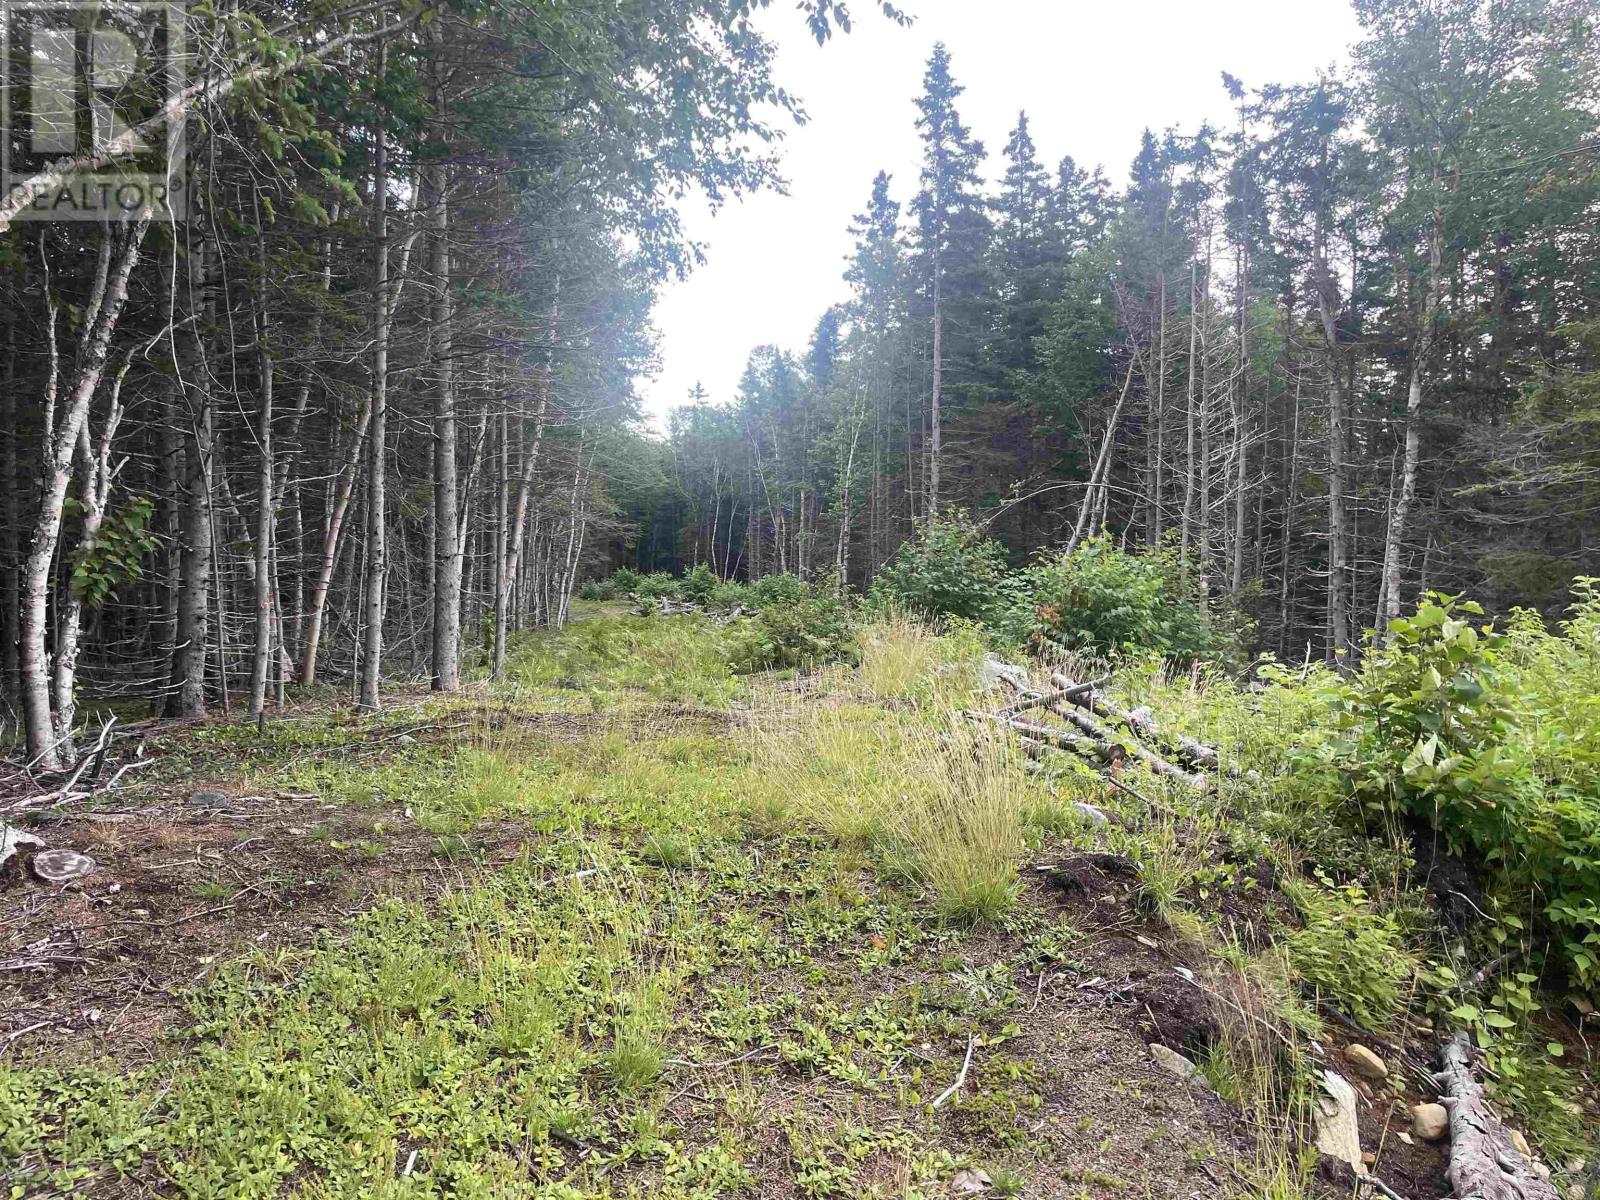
left=1, top=605, right=1593, bottom=1199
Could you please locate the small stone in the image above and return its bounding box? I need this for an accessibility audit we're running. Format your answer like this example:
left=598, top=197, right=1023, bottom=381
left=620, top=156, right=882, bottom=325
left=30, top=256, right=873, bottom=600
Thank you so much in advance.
left=1396, top=1132, right=1414, bottom=1146
left=1362, top=1152, right=1377, bottom=1165
left=188, top=789, right=228, bottom=808
left=1072, top=802, right=1109, bottom=827
left=1533, top=1162, right=1551, bottom=1181
left=1510, top=1129, right=1531, bottom=1158
left=1565, top=1157, right=1586, bottom=1174
left=1148, top=1043, right=1197, bottom=1080
left=1345, top=1044, right=1388, bottom=1082
left=32, top=848, right=96, bottom=883
left=287, top=827, right=308, bottom=836
left=948, top=1167, right=992, bottom=1196
left=1411, top=1102, right=1449, bottom=1142
left=1135, top=934, right=1160, bottom=951
left=1567, top=1187, right=1585, bottom=1200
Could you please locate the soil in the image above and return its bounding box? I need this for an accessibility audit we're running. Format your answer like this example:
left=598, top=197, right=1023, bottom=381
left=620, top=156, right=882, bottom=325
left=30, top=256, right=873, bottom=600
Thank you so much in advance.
left=0, top=718, right=1484, bottom=1200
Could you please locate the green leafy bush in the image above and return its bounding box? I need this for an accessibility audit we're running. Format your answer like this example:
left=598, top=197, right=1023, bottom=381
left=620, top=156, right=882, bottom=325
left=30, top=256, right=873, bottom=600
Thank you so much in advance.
left=868, top=514, right=1013, bottom=625
left=681, top=563, right=718, bottom=604
left=1281, top=873, right=1413, bottom=1030
left=633, top=572, right=682, bottom=601
left=1299, top=590, right=1600, bottom=994
left=1007, top=536, right=1219, bottom=663
left=745, top=573, right=810, bottom=608
left=609, top=567, right=642, bottom=595
left=578, top=579, right=616, bottom=601
left=727, top=587, right=856, bottom=673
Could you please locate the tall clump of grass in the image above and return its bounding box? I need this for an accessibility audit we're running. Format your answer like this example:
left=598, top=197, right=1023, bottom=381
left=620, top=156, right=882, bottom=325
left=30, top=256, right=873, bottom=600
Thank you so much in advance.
left=752, top=696, right=1034, bottom=926
left=1196, top=951, right=1323, bottom=1199
left=856, top=613, right=983, bottom=707
left=892, top=718, right=1031, bottom=925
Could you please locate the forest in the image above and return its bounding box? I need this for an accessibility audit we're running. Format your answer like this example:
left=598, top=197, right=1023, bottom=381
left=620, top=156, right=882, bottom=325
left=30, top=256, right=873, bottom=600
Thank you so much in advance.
left=2, top=1, right=1599, bottom=1199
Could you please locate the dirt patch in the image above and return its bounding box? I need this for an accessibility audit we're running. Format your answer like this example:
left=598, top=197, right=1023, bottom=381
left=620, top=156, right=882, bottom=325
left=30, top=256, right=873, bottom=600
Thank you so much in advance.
left=1, top=788, right=530, bottom=1069
left=1036, top=852, right=1139, bottom=926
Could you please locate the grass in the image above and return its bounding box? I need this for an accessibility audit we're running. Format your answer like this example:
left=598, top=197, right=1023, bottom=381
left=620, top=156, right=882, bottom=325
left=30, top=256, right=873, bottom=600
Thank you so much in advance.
left=5, top=607, right=1594, bottom=1198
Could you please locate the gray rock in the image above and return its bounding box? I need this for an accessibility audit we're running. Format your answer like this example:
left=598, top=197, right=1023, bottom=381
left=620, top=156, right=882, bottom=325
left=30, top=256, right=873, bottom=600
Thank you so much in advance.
left=32, top=848, right=96, bottom=883
left=1314, top=1070, right=1364, bottom=1173
left=1411, top=1102, right=1449, bottom=1142
left=188, top=789, right=228, bottom=808
left=1148, top=1043, right=1197, bottom=1080
left=948, top=1167, right=992, bottom=1196
left=1072, top=802, right=1109, bottom=827
left=979, top=655, right=1030, bottom=692
left=1345, top=1043, right=1388, bottom=1082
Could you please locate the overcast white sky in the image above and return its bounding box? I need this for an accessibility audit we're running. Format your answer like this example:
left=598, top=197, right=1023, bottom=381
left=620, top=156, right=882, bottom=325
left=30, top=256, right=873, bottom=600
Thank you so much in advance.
left=639, top=0, right=1364, bottom=426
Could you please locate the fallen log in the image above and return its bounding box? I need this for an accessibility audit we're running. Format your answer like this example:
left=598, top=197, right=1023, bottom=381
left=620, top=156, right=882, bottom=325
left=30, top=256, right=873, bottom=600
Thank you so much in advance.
left=1049, top=673, right=1220, bottom=771
left=1436, top=1031, right=1557, bottom=1200
left=972, top=711, right=1128, bottom=767
left=1039, top=699, right=1211, bottom=791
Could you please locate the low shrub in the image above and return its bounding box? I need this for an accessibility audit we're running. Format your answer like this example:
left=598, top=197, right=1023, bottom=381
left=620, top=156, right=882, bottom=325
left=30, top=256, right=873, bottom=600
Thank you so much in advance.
left=633, top=572, right=682, bottom=601
left=1281, top=872, right=1413, bottom=1030
left=868, top=514, right=1013, bottom=625
left=1008, top=536, right=1220, bottom=663
left=727, top=586, right=856, bottom=673
left=681, top=563, right=718, bottom=604
left=609, top=566, right=641, bottom=595
left=1295, top=589, right=1600, bottom=994
left=577, top=579, right=615, bottom=601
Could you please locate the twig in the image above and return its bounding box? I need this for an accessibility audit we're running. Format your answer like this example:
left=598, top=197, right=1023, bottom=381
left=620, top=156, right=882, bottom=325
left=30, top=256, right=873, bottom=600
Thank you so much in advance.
left=1, top=1020, right=58, bottom=1054
left=1357, top=1174, right=1413, bottom=1200
left=932, top=1034, right=977, bottom=1109
left=663, top=1043, right=778, bottom=1070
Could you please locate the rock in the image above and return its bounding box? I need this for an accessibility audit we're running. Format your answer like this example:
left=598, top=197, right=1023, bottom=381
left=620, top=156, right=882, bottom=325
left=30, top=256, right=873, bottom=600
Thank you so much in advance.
left=1072, top=802, right=1109, bottom=827
left=31, top=848, right=97, bottom=883
left=1411, top=1102, right=1449, bottom=1142
left=1345, top=1043, right=1388, bottom=1082
left=1565, top=1157, right=1586, bottom=1175
left=1510, top=1129, right=1531, bottom=1157
left=1571, top=995, right=1595, bottom=1017
left=979, top=655, right=1030, bottom=693
left=948, top=1167, right=992, bottom=1196
left=1533, top=1162, right=1551, bottom=1181
left=0, top=822, right=45, bottom=872
left=188, top=789, right=228, bottom=808
left=1148, top=1043, right=1197, bottom=1080
left=1567, top=1187, right=1585, bottom=1200
left=1396, top=1131, right=1414, bottom=1145
left=1315, top=1070, right=1365, bottom=1174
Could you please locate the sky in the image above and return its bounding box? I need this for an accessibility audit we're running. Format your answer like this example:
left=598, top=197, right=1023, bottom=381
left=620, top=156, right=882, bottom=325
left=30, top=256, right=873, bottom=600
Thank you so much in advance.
left=639, top=0, right=1365, bottom=427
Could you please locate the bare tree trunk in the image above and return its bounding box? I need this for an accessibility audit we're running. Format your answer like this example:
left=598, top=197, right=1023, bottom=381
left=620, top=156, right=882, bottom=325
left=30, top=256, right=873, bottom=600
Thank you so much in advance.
left=1179, top=259, right=1199, bottom=580
left=21, top=221, right=148, bottom=768
left=248, top=221, right=275, bottom=719
left=1230, top=239, right=1249, bottom=594
left=928, top=259, right=942, bottom=522
left=498, top=277, right=557, bottom=648
left=1067, top=359, right=1136, bottom=555
left=54, top=367, right=129, bottom=757
left=1, top=309, right=20, bottom=701
left=359, top=58, right=389, bottom=711
left=1380, top=210, right=1441, bottom=638
left=429, top=170, right=461, bottom=692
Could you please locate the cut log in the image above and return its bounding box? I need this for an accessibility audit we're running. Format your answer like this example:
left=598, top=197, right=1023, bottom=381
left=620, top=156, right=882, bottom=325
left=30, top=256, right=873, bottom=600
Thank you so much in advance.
left=972, top=711, right=1129, bottom=768
left=1040, top=698, right=1211, bottom=791
left=1436, top=1031, right=1558, bottom=1200
left=1050, top=672, right=1220, bottom=770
